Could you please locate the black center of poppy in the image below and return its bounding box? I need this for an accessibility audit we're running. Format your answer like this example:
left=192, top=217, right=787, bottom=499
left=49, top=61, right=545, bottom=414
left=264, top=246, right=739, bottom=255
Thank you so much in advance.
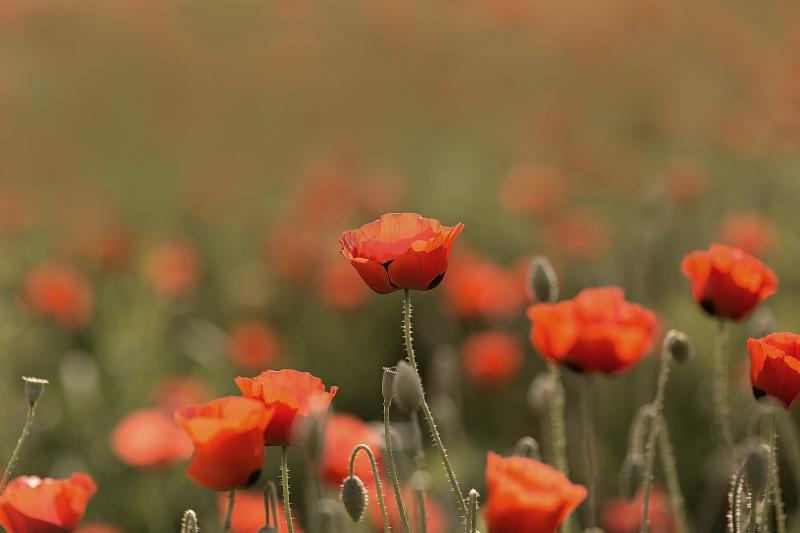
left=752, top=387, right=766, bottom=400
left=245, top=469, right=262, bottom=487
left=700, top=299, right=717, bottom=316
left=564, top=360, right=585, bottom=374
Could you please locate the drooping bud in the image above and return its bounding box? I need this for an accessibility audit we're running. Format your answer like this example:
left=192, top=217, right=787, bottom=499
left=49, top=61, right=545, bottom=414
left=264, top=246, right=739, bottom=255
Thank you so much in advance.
left=22, top=376, right=48, bottom=407
left=382, top=367, right=397, bottom=405
left=663, top=330, right=693, bottom=364
left=526, top=372, right=553, bottom=414
left=393, top=360, right=423, bottom=413
left=513, top=436, right=542, bottom=460
left=527, top=256, right=558, bottom=303
left=180, top=510, right=199, bottom=533
left=340, top=475, right=368, bottom=523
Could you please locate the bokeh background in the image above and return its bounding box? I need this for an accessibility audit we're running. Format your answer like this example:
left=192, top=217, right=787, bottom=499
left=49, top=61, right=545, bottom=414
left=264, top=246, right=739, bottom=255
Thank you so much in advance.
left=1, top=0, right=800, bottom=531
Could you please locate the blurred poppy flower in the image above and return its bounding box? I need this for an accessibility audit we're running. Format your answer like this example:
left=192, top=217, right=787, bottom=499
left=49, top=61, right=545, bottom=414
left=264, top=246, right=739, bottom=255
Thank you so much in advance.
left=527, top=287, right=658, bottom=374
left=461, top=330, right=523, bottom=387
left=0, top=473, right=97, bottom=533
left=681, top=244, right=777, bottom=320
left=23, top=263, right=94, bottom=329
left=339, top=213, right=464, bottom=294
left=216, top=491, right=303, bottom=533
left=111, top=408, right=193, bottom=468
left=601, top=487, right=674, bottom=533
left=368, top=485, right=448, bottom=533
left=175, top=396, right=274, bottom=491
left=153, top=376, right=211, bottom=415
left=485, top=452, right=586, bottom=533
left=321, top=413, right=382, bottom=488
left=74, top=524, right=125, bottom=533
left=227, top=321, right=282, bottom=369
left=316, top=260, right=371, bottom=310
left=718, top=212, right=777, bottom=256
left=546, top=211, right=612, bottom=260
left=145, top=241, right=200, bottom=300
left=664, top=159, right=707, bottom=204
left=498, top=165, right=568, bottom=215
left=235, top=370, right=338, bottom=446
left=441, top=251, right=524, bottom=321
left=747, top=333, right=800, bottom=408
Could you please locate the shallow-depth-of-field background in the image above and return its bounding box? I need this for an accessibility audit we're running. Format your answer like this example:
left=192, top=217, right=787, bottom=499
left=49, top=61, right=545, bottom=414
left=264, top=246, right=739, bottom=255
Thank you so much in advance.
left=2, top=0, right=800, bottom=531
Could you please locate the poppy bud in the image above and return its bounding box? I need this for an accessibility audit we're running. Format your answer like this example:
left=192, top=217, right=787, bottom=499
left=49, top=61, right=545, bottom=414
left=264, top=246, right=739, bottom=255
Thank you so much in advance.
left=22, top=376, right=48, bottom=407
left=340, top=475, right=368, bottom=523
left=513, top=436, right=542, bottom=460
left=526, top=372, right=553, bottom=414
left=393, top=360, right=423, bottom=413
left=663, top=330, right=693, bottom=364
left=382, top=367, right=397, bottom=405
left=527, top=257, right=559, bottom=303
left=744, top=443, right=769, bottom=499
left=180, top=510, right=199, bottom=533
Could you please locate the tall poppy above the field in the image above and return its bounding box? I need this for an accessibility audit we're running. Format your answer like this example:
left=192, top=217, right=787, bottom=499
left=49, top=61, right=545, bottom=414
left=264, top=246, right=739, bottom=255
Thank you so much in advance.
left=0, top=473, right=96, bottom=533
left=527, top=287, right=658, bottom=374
left=484, top=452, right=586, bottom=533
left=338, top=213, right=464, bottom=293
left=747, top=333, right=800, bottom=408
left=680, top=244, right=777, bottom=320
left=235, top=370, right=338, bottom=446
left=175, top=396, right=274, bottom=491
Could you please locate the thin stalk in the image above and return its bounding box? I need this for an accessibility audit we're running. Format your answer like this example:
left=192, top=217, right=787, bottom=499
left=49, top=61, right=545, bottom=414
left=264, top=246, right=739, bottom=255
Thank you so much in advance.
left=222, top=489, right=236, bottom=533
left=350, top=444, right=391, bottom=533
left=402, top=289, right=467, bottom=521
left=468, top=490, right=479, bottom=533
left=640, top=350, right=674, bottom=533
left=547, top=362, right=569, bottom=475
left=657, top=423, right=690, bottom=533
left=775, top=409, right=800, bottom=510
left=410, top=410, right=428, bottom=533
left=384, top=402, right=412, bottom=533
left=767, top=409, right=787, bottom=533
left=0, top=403, right=38, bottom=492
left=580, top=376, right=598, bottom=529
left=264, top=481, right=279, bottom=531
left=280, top=445, right=295, bottom=533
left=713, top=319, right=735, bottom=457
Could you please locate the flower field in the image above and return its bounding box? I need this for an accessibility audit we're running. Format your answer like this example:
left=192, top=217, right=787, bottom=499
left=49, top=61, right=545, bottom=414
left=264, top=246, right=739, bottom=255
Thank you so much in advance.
left=1, top=0, right=800, bottom=532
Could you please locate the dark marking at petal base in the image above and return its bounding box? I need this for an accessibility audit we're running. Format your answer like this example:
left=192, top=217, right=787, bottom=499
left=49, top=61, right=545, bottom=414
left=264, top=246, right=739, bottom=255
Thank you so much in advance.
left=564, top=361, right=585, bottom=374
left=382, top=260, right=399, bottom=288
left=700, top=299, right=717, bottom=316
left=245, top=469, right=262, bottom=487
left=427, top=273, right=446, bottom=290
left=382, top=260, right=394, bottom=269
left=752, top=387, right=766, bottom=400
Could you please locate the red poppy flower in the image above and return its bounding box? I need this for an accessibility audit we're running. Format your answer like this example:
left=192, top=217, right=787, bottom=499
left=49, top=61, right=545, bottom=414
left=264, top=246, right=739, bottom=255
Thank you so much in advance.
left=316, top=260, right=371, bottom=310
left=485, top=452, right=586, bottom=533
left=145, top=241, right=200, bottom=300
left=527, top=287, right=658, bottom=374
left=747, top=333, right=800, bottom=408
left=227, top=321, right=282, bottom=369
left=152, top=376, right=211, bottom=415
left=681, top=244, right=777, bottom=320
left=338, top=213, right=464, bottom=294
left=718, top=212, right=777, bottom=256
left=74, top=524, right=125, bottom=533
left=111, top=408, right=193, bottom=468
left=461, top=330, right=523, bottom=387
left=547, top=211, right=612, bottom=260
left=0, top=473, right=97, bottom=533
left=320, top=413, right=382, bottom=488
left=441, top=251, right=524, bottom=321
left=216, top=491, right=303, bottom=533
left=175, top=396, right=275, bottom=491
left=368, top=485, right=449, bottom=533
left=23, top=263, right=94, bottom=329
left=235, top=370, right=338, bottom=446
left=601, top=487, right=675, bottom=533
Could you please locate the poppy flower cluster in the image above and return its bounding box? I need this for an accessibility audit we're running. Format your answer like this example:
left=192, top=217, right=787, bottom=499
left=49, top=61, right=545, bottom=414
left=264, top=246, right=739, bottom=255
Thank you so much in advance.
left=0, top=473, right=97, bottom=533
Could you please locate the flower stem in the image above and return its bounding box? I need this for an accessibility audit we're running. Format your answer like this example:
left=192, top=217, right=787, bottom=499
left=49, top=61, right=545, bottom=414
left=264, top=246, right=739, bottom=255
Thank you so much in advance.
left=402, top=289, right=467, bottom=521
left=761, top=409, right=786, bottom=533
left=640, top=348, right=674, bottom=533
left=713, top=319, right=734, bottom=457
left=222, top=489, right=236, bottom=533
left=546, top=362, right=578, bottom=533
left=280, top=445, right=295, bottom=533
left=410, top=410, right=428, bottom=533
left=0, top=402, right=38, bottom=493
left=350, top=444, right=391, bottom=533
left=385, top=401, right=412, bottom=533
left=580, top=376, right=598, bottom=529
left=657, top=422, right=690, bottom=533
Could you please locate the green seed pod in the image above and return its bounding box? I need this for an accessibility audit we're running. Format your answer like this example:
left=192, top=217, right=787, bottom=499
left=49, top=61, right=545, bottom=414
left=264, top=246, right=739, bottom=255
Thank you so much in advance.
left=527, top=257, right=559, bottom=303
left=382, top=367, right=397, bottom=405
left=340, top=476, right=368, bottom=523
left=393, top=360, right=423, bottom=413
left=22, top=376, right=48, bottom=407
left=663, top=330, right=693, bottom=364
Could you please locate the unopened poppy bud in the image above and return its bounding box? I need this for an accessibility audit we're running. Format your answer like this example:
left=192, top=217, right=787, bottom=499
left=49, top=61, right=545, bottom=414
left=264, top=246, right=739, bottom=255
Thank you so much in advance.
left=526, top=372, right=553, bottom=414
left=527, top=257, right=559, bottom=303
left=22, top=377, right=48, bottom=407
left=340, top=475, right=367, bottom=523
left=393, top=360, right=423, bottom=413
left=744, top=443, right=770, bottom=498
left=180, top=509, right=199, bottom=533
left=513, top=436, right=542, bottom=460
left=663, top=330, right=693, bottom=364
left=382, top=367, right=397, bottom=405
left=618, top=456, right=645, bottom=499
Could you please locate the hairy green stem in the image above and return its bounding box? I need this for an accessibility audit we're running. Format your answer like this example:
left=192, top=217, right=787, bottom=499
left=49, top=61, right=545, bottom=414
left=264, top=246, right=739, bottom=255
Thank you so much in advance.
left=766, top=409, right=787, bottom=533
left=222, top=489, right=236, bottom=533
left=402, top=289, right=467, bottom=521
left=410, top=410, right=428, bottom=533
left=281, top=445, right=295, bottom=533
left=385, top=402, right=412, bottom=533
left=580, top=377, right=598, bottom=529
left=713, top=319, right=734, bottom=458
left=0, top=403, right=38, bottom=493
left=349, top=444, right=391, bottom=533
left=657, top=423, right=690, bottom=533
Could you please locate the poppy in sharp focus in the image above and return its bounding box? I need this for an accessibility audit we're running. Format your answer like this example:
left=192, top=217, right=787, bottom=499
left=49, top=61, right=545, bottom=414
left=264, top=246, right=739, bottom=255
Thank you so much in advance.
left=339, top=213, right=464, bottom=294
left=527, top=287, right=658, bottom=374
left=23, top=263, right=94, bottom=329
left=216, top=491, right=303, bottom=533
left=235, top=370, right=338, bottom=446
left=681, top=244, right=777, bottom=321
left=747, top=332, right=800, bottom=408
left=111, top=408, right=193, bottom=468
left=227, top=320, right=282, bottom=369
left=601, top=487, right=675, bottom=533
left=321, top=413, right=382, bottom=488
left=461, top=330, right=523, bottom=387
left=175, top=396, right=274, bottom=491
left=0, top=473, right=97, bottom=533
left=485, top=452, right=586, bottom=533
